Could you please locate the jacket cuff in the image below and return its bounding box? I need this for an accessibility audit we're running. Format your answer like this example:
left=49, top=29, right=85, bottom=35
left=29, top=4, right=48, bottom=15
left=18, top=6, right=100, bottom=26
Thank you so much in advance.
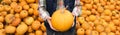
left=39, top=7, right=50, bottom=21
left=72, top=6, right=82, bottom=17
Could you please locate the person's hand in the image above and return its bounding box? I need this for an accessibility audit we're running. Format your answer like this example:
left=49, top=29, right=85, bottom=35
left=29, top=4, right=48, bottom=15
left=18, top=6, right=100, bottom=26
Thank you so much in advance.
left=72, top=6, right=79, bottom=16
left=46, top=16, right=58, bottom=31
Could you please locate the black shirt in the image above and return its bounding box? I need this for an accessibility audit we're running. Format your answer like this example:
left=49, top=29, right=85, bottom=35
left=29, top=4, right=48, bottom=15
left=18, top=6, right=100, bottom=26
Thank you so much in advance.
left=46, top=0, right=75, bottom=16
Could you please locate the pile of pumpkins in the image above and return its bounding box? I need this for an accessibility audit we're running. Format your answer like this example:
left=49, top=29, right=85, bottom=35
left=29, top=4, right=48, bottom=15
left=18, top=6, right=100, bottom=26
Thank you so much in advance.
left=76, top=0, right=120, bottom=35
left=0, top=0, right=46, bottom=35
left=0, top=0, right=120, bottom=35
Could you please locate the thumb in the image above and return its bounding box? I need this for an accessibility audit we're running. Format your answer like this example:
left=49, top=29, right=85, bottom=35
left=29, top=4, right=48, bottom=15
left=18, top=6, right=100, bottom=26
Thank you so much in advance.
left=46, top=16, right=51, bottom=20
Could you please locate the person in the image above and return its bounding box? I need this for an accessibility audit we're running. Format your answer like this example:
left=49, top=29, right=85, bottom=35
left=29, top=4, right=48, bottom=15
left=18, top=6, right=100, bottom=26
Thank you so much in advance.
left=39, top=0, right=81, bottom=35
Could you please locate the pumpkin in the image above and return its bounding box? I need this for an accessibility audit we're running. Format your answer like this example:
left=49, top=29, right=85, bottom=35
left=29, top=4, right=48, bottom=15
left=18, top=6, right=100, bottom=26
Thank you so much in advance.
left=29, top=33, right=35, bottom=35
left=19, top=0, right=25, bottom=2
left=4, top=5, right=11, bottom=11
left=10, top=2, right=17, bottom=9
left=1, top=11, right=7, bottom=16
left=43, top=32, right=46, bottom=35
left=5, top=14, right=15, bottom=24
left=112, top=19, right=119, bottom=25
left=105, top=27, right=111, bottom=33
left=35, top=30, right=43, bottom=35
left=33, top=9, right=39, bottom=16
left=29, top=3, right=38, bottom=9
left=16, top=22, right=28, bottom=35
left=0, top=22, right=3, bottom=29
left=28, top=8, right=34, bottom=15
left=115, top=31, right=120, bottom=35
left=3, top=0, right=12, bottom=4
left=0, top=29, right=6, bottom=35
left=88, top=15, right=96, bottom=21
left=108, top=32, right=115, bottom=35
left=0, top=5, right=4, bottom=11
left=103, top=9, right=112, bottom=16
left=41, top=22, right=46, bottom=32
left=100, top=32, right=107, bottom=35
left=5, top=25, right=16, bottom=33
left=10, top=9, right=14, bottom=14
left=26, top=0, right=35, bottom=3
left=14, top=5, right=22, bottom=13
left=108, top=5, right=115, bottom=10
left=38, top=17, right=44, bottom=22
left=15, top=13, right=20, bottom=18
left=12, top=0, right=17, bottom=2
left=23, top=4, right=29, bottom=10
left=11, top=17, right=21, bottom=26
left=82, top=22, right=90, bottom=30
left=78, top=17, right=86, bottom=24
left=75, top=21, right=80, bottom=30
left=31, top=20, right=40, bottom=30
left=91, top=30, right=99, bottom=35
left=108, top=22, right=116, bottom=32
left=24, top=17, right=34, bottom=25
left=28, top=26, right=33, bottom=33
left=51, top=8, right=74, bottom=32
left=85, top=29, right=92, bottom=35
left=97, top=6, right=104, bottom=13
left=77, top=28, right=85, bottom=35
left=0, top=16, right=4, bottom=22
left=95, top=25, right=104, bottom=32
left=93, top=0, right=99, bottom=3
left=20, top=10, right=28, bottom=18
left=85, top=4, right=92, bottom=9
left=19, top=1, right=27, bottom=6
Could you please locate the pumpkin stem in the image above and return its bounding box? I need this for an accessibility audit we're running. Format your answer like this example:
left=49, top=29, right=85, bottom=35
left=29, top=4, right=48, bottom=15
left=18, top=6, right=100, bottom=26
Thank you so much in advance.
left=57, top=0, right=65, bottom=13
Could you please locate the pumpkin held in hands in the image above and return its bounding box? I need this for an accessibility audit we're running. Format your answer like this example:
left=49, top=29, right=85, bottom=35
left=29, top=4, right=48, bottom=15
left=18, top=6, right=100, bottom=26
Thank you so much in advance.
left=51, top=8, right=74, bottom=32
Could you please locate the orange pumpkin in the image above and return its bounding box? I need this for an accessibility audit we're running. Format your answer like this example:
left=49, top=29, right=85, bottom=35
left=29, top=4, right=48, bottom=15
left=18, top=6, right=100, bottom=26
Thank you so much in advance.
left=24, top=17, right=34, bottom=25
left=1, top=11, right=7, bottom=16
left=4, top=5, right=11, bottom=11
left=0, top=16, right=4, bottom=22
left=26, top=0, right=35, bottom=3
left=35, top=30, right=43, bottom=35
left=16, top=22, right=28, bottom=35
left=11, top=18, right=21, bottom=26
left=5, top=14, right=15, bottom=24
left=19, top=1, right=27, bottom=6
left=19, top=0, right=25, bottom=2
left=3, top=0, right=12, bottom=4
left=28, top=8, right=34, bottom=15
left=0, top=22, right=3, bottom=29
left=31, top=20, right=41, bottom=30
left=28, top=26, right=33, bottom=33
left=20, top=10, right=28, bottom=18
left=14, top=5, right=22, bottom=13
left=5, top=25, right=16, bottom=33
left=33, top=9, right=39, bottom=16
left=29, top=3, right=38, bottom=9
left=51, top=8, right=74, bottom=32
left=10, top=2, right=17, bottom=9
left=12, top=0, right=17, bottom=2
left=95, top=25, right=104, bottom=32
left=77, top=28, right=85, bottom=35
left=29, top=33, right=35, bottom=35
left=0, top=5, right=4, bottom=11
left=38, top=17, right=44, bottom=22
left=41, top=22, right=46, bottom=32
left=23, top=4, right=29, bottom=10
